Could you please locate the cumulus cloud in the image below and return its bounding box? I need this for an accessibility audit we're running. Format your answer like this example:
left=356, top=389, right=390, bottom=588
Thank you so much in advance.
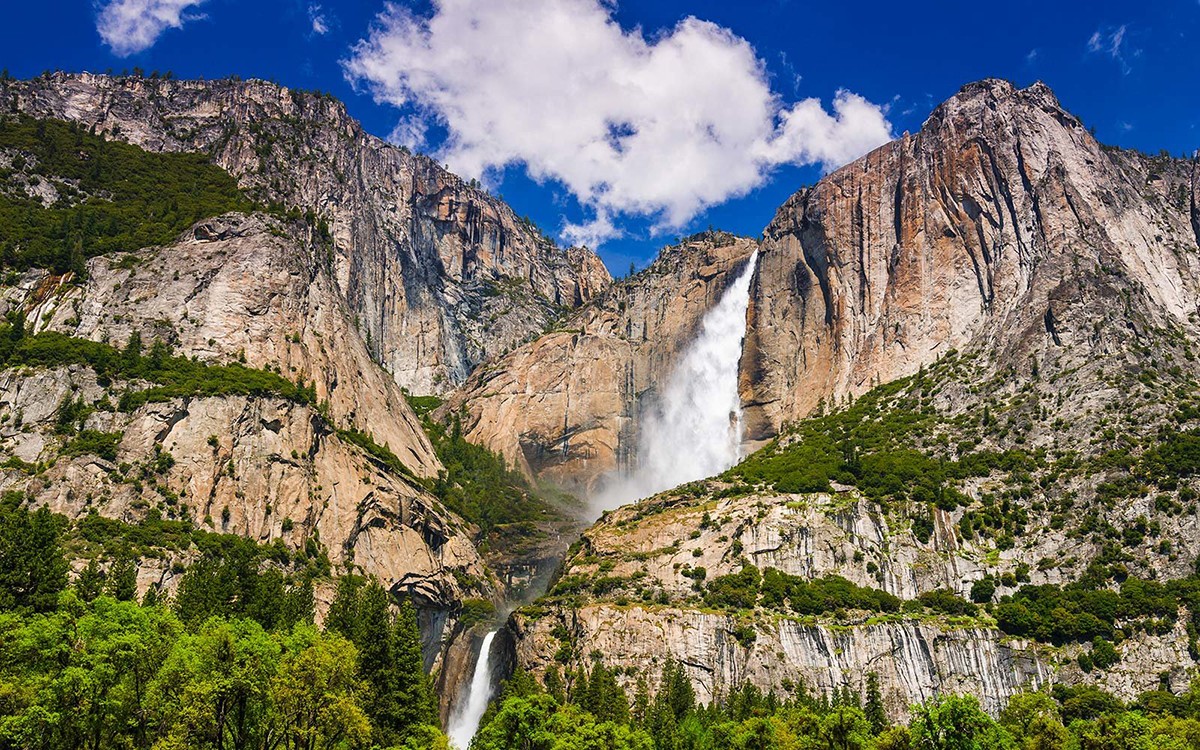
left=96, top=0, right=207, bottom=57
left=344, top=0, right=892, bottom=245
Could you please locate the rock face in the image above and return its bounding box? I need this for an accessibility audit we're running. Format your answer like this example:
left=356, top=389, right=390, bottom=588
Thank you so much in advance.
left=741, top=79, right=1200, bottom=439
left=447, top=232, right=758, bottom=491
left=501, top=81, right=1200, bottom=717
left=2, top=72, right=611, bottom=394
left=507, top=477, right=1200, bottom=719
left=0, top=213, right=494, bottom=607
left=510, top=600, right=1196, bottom=719
left=511, top=606, right=1051, bottom=717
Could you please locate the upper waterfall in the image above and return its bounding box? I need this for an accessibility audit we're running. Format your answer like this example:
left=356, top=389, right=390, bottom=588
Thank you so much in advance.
left=594, top=251, right=759, bottom=512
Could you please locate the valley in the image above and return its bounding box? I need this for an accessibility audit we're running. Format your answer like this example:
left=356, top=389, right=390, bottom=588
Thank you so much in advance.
left=0, top=71, right=1198, bottom=749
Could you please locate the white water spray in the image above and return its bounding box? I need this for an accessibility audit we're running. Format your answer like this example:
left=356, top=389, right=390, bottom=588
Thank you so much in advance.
left=595, top=251, right=758, bottom=513
left=447, top=630, right=497, bottom=750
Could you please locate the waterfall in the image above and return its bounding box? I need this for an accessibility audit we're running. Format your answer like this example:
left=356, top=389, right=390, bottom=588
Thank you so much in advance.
left=594, top=251, right=758, bottom=513
left=447, top=630, right=498, bottom=750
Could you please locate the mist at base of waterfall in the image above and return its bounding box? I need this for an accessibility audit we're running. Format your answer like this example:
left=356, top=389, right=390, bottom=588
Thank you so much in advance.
left=591, top=251, right=758, bottom=516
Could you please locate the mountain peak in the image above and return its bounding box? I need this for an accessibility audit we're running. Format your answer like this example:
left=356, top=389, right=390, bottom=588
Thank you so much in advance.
left=923, top=77, right=1081, bottom=136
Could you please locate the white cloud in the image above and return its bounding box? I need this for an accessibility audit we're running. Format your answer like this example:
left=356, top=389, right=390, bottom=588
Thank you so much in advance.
left=1088, top=24, right=1135, bottom=73
left=344, top=0, right=892, bottom=245
left=308, top=4, right=329, bottom=35
left=1088, top=24, right=1126, bottom=57
left=96, top=0, right=207, bottom=57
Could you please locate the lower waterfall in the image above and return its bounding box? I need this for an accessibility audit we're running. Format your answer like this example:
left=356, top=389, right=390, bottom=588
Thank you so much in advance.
left=447, top=630, right=498, bottom=750
left=594, top=251, right=759, bottom=513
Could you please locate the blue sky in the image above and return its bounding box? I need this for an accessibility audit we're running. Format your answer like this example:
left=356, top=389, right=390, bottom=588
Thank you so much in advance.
left=3, top=1, right=1198, bottom=273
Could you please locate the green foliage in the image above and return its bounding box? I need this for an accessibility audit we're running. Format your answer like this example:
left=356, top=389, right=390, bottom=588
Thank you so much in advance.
left=703, top=564, right=761, bottom=611
left=760, top=567, right=902, bottom=616
left=2, top=330, right=316, bottom=410
left=1143, top=428, right=1200, bottom=481
left=0, top=492, right=68, bottom=612
left=406, top=395, right=570, bottom=536
left=970, top=576, right=997, bottom=604
left=993, top=567, right=1200, bottom=645
left=430, top=415, right=557, bottom=533
left=701, top=564, right=902, bottom=617
left=1090, top=637, right=1119, bottom=670
left=0, top=501, right=446, bottom=749
left=909, top=695, right=1008, bottom=750
left=864, top=673, right=887, bottom=734
left=323, top=575, right=439, bottom=747
left=475, top=664, right=1200, bottom=750
left=336, top=426, right=419, bottom=482
left=726, top=377, right=944, bottom=503
left=60, top=429, right=122, bottom=461
left=459, top=597, right=499, bottom=629
left=174, top=535, right=314, bottom=631
left=0, top=114, right=254, bottom=274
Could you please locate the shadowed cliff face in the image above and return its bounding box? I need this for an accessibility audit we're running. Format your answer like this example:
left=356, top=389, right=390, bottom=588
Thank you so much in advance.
left=1, top=72, right=611, bottom=394
left=741, top=79, right=1200, bottom=439
left=445, top=233, right=758, bottom=493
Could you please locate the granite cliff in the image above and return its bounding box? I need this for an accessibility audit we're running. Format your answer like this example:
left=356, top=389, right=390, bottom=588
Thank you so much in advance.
left=448, top=231, right=758, bottom=492
left=0, top=212, right=492, bottom=607
left=1, top=71, right=611, bottom=395
left=741, top=79, right=1199, bottom=438
left=496, top=80, right=1200, bottom=718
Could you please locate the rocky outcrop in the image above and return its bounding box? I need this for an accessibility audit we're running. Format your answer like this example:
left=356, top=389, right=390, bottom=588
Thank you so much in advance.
left=564, top=484, right=1200, bottom=607
left=507, top=481, right=1200, bottom=718
left=447, top=232, right=757, bottom=491
left=510, top=601, right=1196, bottom=720
left=741, top=80, right=1200, bottom=439
left=511, top=605, right=1049, bottom=717
left=0, top=213, right=496, bottom=607
left=3, top=72, right=611, bottom=394
left=19, top=213, right=438, bottom=475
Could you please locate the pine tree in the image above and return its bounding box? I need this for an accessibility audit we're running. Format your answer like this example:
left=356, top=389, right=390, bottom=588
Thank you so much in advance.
left=343, top=580, right=438, bottom=746
left=122, top=330, right=143, bottom=371
left=76, top=557, right=104, bottom=602
left=356, top=581, right=403, bottom=745
left=648, top=695, right=680, bottom=750
left=106, top=549, right=138, bottom=601
left=570, top=666, right=590, bottom=705
left=67, top=233, right=86, bottom=278
left=632, top=677, right=650, bottom=728
left=324, top=574, right=364, bottom=640
left=865, top=672, right=888, bottom=734
left=283, top=577, right=315, bottom=626
left=662, top=659, right=695, bottom=721
left=391, top=597, right=438, bottom=736
left=0, top=500, right=68, bottom=612
left=586, top=662, right=629, bottom=723
left=8, top=310, right=25, bottom=344
left=544, top=665, right=566, bottom=704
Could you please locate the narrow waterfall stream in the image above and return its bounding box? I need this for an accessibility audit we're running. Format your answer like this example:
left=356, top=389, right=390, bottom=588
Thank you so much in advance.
left=447, top=630, right=498, bottom=750
left=595, top=250, right=759, bottom=512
